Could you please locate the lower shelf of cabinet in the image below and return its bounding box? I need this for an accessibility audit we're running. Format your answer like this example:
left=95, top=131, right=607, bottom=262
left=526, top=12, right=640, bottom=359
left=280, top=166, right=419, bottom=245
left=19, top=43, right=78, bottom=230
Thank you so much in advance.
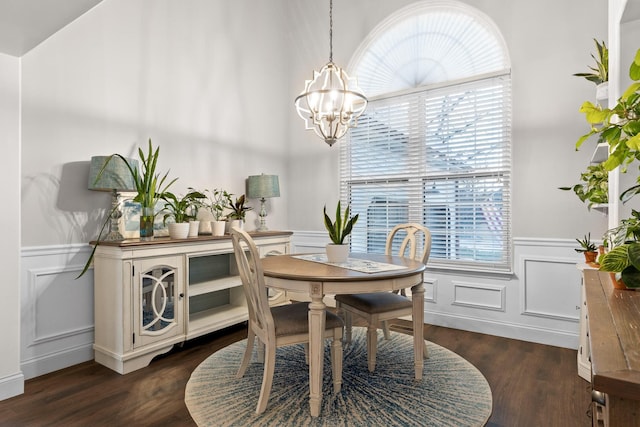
left=187, top=304, right=248, bottom=340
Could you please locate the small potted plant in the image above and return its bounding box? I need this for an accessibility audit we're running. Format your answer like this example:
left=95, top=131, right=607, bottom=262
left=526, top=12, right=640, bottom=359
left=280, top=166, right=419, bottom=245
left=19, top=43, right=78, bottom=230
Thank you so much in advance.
left=575, top=233, right=598, bottom=265
left=161, top=189, right=206, bottom=239
left=573, top=38, right=608, bottom=99
left=205, top=188, right=232, bottom=236
left=227, top=194, right=252, bottom=230
left=323, top=201, right=359, bottom=263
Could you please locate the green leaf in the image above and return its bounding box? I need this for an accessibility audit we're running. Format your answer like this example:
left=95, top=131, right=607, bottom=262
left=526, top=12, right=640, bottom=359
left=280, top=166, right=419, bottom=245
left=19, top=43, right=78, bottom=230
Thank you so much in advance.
left=621, top=265, right=640, bottom=288
left=599, top=245, right=631, bottom=272
left=630, top=48, right=640, bottom=81
left=626, top=133, right=640, bottom=151
left=622, top=82, right=640, bottom=100
left=579, top=101, right=609, bottom=124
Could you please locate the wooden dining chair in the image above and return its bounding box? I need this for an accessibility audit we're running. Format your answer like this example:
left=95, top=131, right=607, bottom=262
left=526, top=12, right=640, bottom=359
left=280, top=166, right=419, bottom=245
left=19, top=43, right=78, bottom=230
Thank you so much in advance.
left=335, top=223, right=431, bottom=372
left=230, top=228, right=344, bottom=415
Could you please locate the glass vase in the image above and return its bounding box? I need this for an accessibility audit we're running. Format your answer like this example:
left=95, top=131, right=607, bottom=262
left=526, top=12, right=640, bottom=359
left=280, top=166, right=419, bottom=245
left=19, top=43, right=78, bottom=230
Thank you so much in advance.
left=140, top=207, right=155, bottom=241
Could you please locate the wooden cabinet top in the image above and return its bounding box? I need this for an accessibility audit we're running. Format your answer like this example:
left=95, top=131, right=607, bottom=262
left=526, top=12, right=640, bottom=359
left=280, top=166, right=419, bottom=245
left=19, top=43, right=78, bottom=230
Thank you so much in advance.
left=584, top=269, right=640, bottom=401
left=93, top=230, right=292, bottom=248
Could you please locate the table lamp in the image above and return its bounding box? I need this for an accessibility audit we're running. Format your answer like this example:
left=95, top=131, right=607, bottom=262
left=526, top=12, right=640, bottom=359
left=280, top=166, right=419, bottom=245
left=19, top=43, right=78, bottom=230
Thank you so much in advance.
left=247, top=174, right=280, bottom=231
left=88, top=155, right=138, bottom=241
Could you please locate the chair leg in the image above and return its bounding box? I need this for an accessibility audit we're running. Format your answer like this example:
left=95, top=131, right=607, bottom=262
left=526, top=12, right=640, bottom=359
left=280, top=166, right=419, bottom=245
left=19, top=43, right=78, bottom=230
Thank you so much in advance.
left=236, top=331, right=256, bottom=378
left=367, top=324, right=378, bottom=372
left=331, top=331, right=343, bottom=394
left=344, top=310, right=353, bottom=344
left=256, top=341, right=276, bottom=414
left=423, top=339, right=429, bottom=359
left=381, top=320, right=391, bottom=340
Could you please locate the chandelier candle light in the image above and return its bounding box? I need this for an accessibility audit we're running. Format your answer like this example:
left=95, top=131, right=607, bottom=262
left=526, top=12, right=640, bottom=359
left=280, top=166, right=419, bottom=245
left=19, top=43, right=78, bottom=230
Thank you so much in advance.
left=88, top=156, right=138, bottom=241
left=294, top=0, right=367, bottom=146
left=247, top=174, right=280, bottom=232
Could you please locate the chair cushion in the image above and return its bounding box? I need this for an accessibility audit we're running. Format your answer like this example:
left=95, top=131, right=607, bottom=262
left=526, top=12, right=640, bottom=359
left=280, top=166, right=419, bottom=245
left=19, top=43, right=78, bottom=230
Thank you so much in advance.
left=335, top=292, right=412, bottom=314
left=271, top=302, right=344, bottom=337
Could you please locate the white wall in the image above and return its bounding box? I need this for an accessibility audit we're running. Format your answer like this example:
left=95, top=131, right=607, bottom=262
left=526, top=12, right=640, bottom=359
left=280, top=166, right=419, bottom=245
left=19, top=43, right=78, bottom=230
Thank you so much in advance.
left=2, top=0, right=616, bottom=400
left=285, top=0, right=609, bottom=241
left=0, top=51, right=23, bottom=400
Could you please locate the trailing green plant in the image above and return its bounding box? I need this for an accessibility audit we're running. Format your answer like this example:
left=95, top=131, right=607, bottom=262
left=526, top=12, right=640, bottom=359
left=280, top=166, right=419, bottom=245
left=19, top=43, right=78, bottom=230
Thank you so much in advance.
left=227, top=194, right=252, bottom=220
left=323, top=201, right=359, bottom=245
left=559, top=163, right=609, bottom=209
left=161, top=189, right=206, bottom=224
left=205, top=188, right=233, bottom=221
left=573, top=39, right=609, bottom=85
left=575, top=233, right=597, bottom=253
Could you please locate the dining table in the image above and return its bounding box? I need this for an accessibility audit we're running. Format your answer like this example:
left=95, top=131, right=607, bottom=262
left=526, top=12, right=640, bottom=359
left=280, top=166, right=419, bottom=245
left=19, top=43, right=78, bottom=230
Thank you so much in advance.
left=260, top=252, right=427, bottom=417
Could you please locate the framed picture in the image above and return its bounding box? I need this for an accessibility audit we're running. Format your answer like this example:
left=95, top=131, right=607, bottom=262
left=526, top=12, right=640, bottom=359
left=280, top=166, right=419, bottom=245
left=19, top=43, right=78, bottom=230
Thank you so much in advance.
left=119, top=196, right=169, bottom=238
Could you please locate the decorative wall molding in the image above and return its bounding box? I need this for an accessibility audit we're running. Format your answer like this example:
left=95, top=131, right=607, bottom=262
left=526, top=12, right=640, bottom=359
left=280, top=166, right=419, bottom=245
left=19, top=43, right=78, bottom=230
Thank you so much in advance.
left=452, top=280, right=505, bottom=311
left=0, top=372, right=24, bottom=401
left=17, top=235, right=584, bottom=381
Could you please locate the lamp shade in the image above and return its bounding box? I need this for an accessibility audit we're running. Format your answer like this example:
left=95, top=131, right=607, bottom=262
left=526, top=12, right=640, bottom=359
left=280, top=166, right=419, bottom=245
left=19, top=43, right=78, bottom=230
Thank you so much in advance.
left=247, top=174, right=280, bottom=199
left=88, top=156, right=138, bottom=192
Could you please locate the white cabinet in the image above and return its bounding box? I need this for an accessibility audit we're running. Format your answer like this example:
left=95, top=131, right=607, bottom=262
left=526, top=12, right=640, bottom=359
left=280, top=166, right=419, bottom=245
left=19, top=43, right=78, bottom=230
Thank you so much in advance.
left=93, top=231, right=291, bottom=374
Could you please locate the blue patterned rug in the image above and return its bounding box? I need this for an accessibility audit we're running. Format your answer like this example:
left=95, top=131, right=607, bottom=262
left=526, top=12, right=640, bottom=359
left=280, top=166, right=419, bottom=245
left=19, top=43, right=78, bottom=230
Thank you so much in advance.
left=185, top=327, right=492, bottom=426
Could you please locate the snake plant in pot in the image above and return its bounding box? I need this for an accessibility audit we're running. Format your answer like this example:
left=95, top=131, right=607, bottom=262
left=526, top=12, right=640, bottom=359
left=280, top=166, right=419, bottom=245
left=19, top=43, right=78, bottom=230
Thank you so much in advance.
left=323, top=201, right=359, bottom=263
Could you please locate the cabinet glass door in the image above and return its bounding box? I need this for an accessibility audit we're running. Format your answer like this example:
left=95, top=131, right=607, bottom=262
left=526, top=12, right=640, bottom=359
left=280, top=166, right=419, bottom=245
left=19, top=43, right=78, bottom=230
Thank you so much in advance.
left=134, top=256, right=184, bottom=348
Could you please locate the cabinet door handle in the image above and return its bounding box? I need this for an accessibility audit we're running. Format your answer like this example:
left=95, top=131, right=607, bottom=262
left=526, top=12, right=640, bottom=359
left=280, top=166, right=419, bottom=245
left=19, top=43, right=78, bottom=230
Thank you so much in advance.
left=179, top=293, right=185, bottom=299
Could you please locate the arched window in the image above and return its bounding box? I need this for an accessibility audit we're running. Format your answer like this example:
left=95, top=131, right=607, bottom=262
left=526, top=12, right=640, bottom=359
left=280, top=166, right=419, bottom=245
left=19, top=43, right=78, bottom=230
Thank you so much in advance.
left=342, top=1, right=512, bottom=273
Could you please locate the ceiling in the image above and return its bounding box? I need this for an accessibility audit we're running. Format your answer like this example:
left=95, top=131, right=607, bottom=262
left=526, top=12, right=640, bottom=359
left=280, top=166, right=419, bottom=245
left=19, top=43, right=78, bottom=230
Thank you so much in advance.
left=0, top=0, right=102, bottom=57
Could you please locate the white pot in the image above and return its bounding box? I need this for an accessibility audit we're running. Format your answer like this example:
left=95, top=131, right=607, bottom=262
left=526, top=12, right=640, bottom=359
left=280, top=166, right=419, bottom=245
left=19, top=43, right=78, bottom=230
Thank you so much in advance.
left=168, top=222, right=190, bottom=239
left=188, top=220, right=200, bottom=237
left=229, top=219, right=243, bottom=231
left=326, top=243, right=349, bottom=263
left=211, top=220, right=226, bottom=236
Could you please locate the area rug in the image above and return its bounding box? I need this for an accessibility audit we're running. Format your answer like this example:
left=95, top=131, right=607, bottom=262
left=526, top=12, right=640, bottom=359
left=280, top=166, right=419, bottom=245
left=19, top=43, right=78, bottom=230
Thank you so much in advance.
left=185, top=327, right=492, bottom=426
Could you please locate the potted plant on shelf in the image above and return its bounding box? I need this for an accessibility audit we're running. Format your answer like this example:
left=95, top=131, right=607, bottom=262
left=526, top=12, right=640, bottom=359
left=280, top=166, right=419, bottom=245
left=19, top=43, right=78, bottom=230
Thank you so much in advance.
left=575, top=48, right=640, bottom=289
left=323, top=201, right=359, bottom=263
left=227, top=194, right=252, bottom=230
left=161, top=189, right=206, bottom=239
left=205, top=188, right=232, bottom=236
left=575, top=233, right=598, bottom=265
left=559, top=163, right=608, bottom=210
left=573, top=38, right=608, bottom=99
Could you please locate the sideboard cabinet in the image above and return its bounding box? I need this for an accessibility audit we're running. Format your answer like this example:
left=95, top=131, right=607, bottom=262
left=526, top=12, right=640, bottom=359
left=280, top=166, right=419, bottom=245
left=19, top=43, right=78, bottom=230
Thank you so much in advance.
left=92, top=231, right=291, bottom=374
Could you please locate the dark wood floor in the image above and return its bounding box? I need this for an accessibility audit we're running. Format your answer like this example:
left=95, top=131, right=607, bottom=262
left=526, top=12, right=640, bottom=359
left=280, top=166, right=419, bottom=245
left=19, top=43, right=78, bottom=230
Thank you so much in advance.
left=0, top=321, right=592, bottom=427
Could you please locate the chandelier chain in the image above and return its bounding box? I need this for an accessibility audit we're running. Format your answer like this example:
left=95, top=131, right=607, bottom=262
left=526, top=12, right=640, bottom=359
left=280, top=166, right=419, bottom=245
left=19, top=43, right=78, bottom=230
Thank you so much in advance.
left=329, top=0, right=333, bottom=63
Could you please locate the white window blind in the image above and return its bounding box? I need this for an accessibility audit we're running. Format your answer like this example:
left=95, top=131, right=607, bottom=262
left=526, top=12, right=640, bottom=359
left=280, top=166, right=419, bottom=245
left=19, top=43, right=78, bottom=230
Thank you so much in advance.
left=342, top=74, right=512, bottom=273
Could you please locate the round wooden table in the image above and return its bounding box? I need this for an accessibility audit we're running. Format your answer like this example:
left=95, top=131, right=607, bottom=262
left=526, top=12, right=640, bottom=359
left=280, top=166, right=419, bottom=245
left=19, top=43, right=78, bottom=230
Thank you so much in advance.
left=261, top=252, right=426, bottom=417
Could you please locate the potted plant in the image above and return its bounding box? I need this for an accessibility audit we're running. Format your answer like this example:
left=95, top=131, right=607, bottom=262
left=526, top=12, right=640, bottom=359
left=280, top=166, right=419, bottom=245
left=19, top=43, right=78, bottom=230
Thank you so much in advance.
left=161, top=189, right=206, bottom=239
left=559, top=163, right=608, bottom=210
left=573, top=38, right=608, bottom=87
left=598, top=210, right=640, bottom=289
left=323, top=201, right=359, bottom=263
left=227, top=194, right=252, bottom=230
left=575, top=233, right=598, bottom=264
left=205, top=188, right=232, bottom=236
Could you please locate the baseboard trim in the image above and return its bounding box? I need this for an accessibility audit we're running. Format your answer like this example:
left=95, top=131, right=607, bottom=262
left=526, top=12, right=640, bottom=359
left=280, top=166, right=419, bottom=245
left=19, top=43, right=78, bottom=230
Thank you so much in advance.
left=426, top=310, right=579, bottom=349
left=21, top=343, right=94, bottom=380
left=0, top=372, right=24, bottom=400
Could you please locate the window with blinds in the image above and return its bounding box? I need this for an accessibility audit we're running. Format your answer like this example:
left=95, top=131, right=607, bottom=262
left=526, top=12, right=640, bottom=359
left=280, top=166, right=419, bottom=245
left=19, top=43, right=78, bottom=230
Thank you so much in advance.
left=341, top=1, right=512, bottom=273
left=343, top=74, right=512, bottom=272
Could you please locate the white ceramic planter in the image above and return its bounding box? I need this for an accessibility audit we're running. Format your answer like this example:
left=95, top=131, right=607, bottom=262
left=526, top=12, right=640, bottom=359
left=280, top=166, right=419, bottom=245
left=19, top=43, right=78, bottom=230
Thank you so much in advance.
left=211, top=220, right=226, bottom=236
left=168, top=222, right=190, bottom=239
left=326, top=243, right=349, bottom=263
left=188, top=220, right=200, bottom=237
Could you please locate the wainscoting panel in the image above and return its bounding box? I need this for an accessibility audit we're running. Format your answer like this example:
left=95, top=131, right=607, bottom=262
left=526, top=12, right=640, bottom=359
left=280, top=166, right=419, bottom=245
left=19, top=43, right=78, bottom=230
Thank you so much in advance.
left=520, top=255, right=581, bottom=322
left=17, top=235, right=585, bottom=381
left=291, top=232, right=584, bottom=349
left=21, top=245, right=95, bottom=380
left=452, top=281, right=505, bottom=311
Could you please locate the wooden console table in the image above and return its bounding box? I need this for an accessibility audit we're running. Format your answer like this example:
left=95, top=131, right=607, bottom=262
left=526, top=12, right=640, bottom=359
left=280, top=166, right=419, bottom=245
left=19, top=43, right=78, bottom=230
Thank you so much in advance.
left=583, top=269, right=640, bottom=426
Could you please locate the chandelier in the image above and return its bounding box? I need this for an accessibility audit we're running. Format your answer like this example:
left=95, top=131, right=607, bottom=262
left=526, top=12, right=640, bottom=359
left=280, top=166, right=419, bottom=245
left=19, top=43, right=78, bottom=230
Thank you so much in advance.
left=294, top=0, right=367, bottom=147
